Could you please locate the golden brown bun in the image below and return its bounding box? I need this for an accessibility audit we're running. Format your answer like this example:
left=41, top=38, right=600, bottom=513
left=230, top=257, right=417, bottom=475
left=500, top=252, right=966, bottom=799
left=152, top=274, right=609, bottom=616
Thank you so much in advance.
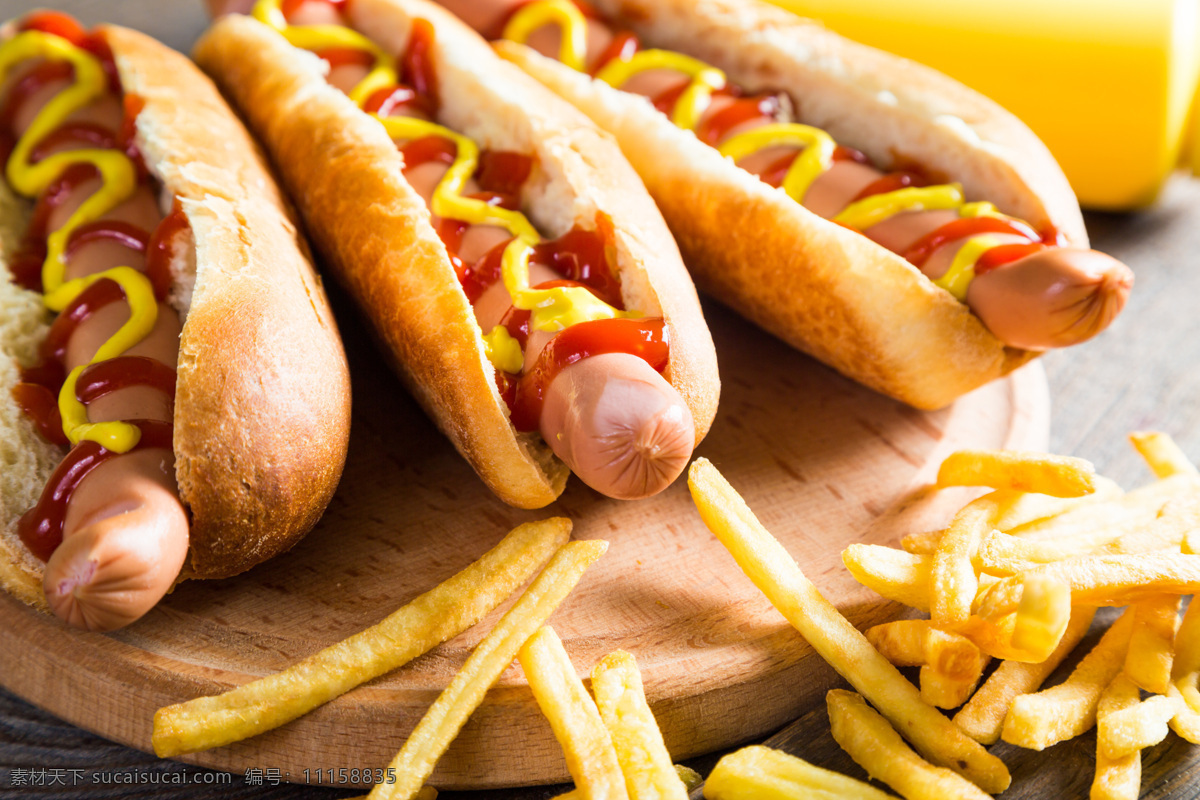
left=193, top=0, right=719, bottom=508
left=0, top=24, right=352, bottom=607
left=492, top=0, right=1089, bottom=409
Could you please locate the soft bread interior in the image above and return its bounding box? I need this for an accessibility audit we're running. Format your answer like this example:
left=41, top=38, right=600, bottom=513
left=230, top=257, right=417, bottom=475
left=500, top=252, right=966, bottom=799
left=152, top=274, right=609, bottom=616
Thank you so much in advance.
left=589, top=0, right=1086, bottom=245
left=0, top=181, right=60, bottom=608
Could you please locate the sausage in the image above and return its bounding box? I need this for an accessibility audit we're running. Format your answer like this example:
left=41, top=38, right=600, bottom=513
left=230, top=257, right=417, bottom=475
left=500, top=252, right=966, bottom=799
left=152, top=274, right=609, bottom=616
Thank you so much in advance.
left=5, top=48, right=190, bottom=630
left=42, top=448, right=189, bottom=632
left=538, top=352, right=695, bottom=499
left=445, top=0, right=1134, bottom=350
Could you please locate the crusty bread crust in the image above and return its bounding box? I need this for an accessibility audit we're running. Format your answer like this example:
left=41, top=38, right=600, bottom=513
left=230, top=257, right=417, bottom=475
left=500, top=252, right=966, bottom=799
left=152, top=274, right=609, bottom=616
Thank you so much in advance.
left=492, top=0, right=1086, bottom=408
left=194, top=0, right=719, bottom=508
left=0, top=25, right=352, bottom=600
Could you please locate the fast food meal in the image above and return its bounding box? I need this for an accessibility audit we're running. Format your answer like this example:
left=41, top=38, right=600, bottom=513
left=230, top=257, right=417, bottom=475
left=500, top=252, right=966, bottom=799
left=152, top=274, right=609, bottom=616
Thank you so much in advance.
left=153, top=518, right=572, bottom=757
left=423, top=0, right=1135, bottom=410
left=194, top=0, right=720, bottom=507
left=0, top=10, right=350, bottom=631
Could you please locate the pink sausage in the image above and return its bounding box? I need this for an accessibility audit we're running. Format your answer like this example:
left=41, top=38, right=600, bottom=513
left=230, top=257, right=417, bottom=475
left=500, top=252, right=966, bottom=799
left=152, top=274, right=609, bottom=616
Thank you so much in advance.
left=43, top=448, right=189, bottom=632
left=6, top=70, right=190, bottom=630
left=966, top=248, right=1133, bottom=351
left=538, top=352, right=695, bottom=499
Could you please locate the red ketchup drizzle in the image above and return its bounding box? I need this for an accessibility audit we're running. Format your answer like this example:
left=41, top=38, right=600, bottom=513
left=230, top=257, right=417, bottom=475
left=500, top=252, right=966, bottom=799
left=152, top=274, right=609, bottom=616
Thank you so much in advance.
left=17, top=13, right=120, bottom=93
left=975, top=243, right=1048, bottom=274
left=852, top=171, right=927, bottom=202
left=509, top=318, right=668, bottom=432
left=592, top=30, right=640, bottom=75
left=403, top=19, right=439, bottom=108
left=16, top=420, right=173, bottom=562
left=39, top=279, right=127, bottom=368
left=75, top=355, right=177, bottom=406
left=11, top=384, right=67, bottom=446
left=28, top=123, right=117, bottom=162
left=364, top=85, right=431, bottom=118
left=696, top=93, right=780, bottom=147
left=316, top=47, right=376, bottom=71
left=282, top=0, right=350, bottom=18
left=903, top=217, right=1039, bottom=270
left=757, top=146, right=867, bottom=190
left=144, top=203, right=190, bottom=301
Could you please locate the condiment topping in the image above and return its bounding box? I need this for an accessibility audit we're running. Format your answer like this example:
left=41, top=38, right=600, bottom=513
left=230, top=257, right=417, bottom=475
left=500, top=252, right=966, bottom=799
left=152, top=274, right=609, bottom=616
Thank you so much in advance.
left=254, top=0, right=669, bottom=430
left=502, top=0, right=1059, bottom=302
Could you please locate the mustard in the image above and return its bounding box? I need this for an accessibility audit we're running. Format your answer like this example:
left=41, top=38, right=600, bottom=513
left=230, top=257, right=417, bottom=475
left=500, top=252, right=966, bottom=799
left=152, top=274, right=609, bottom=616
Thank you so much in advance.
left=503, top=0, right=588, bottom=72
left=256, top=0, right=633, bottom=374
left=1, top=30, right=157, bottom=454
left=504, top=1, right=1061, bottom=305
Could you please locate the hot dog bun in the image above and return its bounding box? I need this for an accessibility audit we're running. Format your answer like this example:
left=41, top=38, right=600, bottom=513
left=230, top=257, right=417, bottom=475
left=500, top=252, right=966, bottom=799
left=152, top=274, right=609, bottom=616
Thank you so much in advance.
left=0, top=23, right=351, bottom=612
left=482, top=0, right=1098, bottom=409
left=194, top=0, right=719, bottom=508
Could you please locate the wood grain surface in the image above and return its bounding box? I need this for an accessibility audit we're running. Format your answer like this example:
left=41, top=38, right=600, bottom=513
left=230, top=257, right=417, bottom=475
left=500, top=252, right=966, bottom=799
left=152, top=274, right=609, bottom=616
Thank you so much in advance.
left=2, top=3, right=1200, bottom=799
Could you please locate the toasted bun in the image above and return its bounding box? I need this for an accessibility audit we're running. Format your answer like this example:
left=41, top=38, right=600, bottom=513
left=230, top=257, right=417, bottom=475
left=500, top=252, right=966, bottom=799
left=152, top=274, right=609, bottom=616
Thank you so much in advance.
left=0, top=24, right=352, bottom=607
left=492, top=0, right=1087, bottom=408
left=194, top=0, right=719, bottom=508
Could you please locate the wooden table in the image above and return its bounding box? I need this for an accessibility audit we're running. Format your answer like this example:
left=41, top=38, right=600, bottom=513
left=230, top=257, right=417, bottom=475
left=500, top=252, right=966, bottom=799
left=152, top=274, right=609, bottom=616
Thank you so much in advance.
left=3, top=2, right=1200, bottom=797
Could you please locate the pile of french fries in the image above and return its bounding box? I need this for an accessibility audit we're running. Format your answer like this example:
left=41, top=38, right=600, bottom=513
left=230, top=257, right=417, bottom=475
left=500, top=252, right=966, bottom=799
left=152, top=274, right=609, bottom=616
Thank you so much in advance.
left=689, top=432, right=1200, bottom=800
left=151, top=431, right=1200, bottom=800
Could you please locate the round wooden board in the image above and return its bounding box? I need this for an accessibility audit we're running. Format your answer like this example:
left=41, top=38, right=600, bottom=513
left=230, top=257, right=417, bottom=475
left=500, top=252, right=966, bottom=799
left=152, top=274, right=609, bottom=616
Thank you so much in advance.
left=0, top=301, right=1048, bottom=790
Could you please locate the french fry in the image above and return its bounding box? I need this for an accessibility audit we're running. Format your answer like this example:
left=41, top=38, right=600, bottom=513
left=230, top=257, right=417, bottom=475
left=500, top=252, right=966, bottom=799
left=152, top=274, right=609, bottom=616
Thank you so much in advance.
left=1010, top=574, right=1071, bottom=656
left=975, top=553, right=1200, bottom=620
left=1001, top=608, right=1136, bottom=750
left=975, top=520, right=1151, bottom=576
left=842, top=545, right=932, bottom=612
left=932, top=496, right=1000, bottom=627
left=919, top=657, right=986, bottom=710
left=152, top=518, right=572, bottom=757
left=1097, top=675, right=1178, bottom=759
left=953, top=607, right=1096, bottom=744
left=1004, top=475, right=1193, bottom=542
left=1169, top=597, right=1200, bottom=743
left=520, top=627, right=627, bottom=800
left=901, top=478, right=1125, bottom=554
left=1124, top=594, right=1180, bottom=694
left=689, top=459, right=1010, bottom=794
left=368, top=540, right=607, bottom=800
left=590, top=650, right=688, bottom=800
left=827, top=690, right=991, bottom=800
left=865, top=620, right=981, bottom=679
left=1092, top=675, right=1142, bottom=800
left=1130, top=431, right=1199, bottom=479
left=937, top=449, right=1096, bottom=497
left=702, top=745, right=893, bottom=800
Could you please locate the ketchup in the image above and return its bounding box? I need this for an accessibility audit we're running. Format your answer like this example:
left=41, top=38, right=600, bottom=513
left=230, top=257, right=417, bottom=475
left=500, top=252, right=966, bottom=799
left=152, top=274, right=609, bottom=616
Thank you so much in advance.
left=696, top=93, right=779, bottom=147
left=11, top=384, right=68, bottom=446
left=509, top=318, right=669, bottom=431
left=402, top=19, right=439, bottom=108
left=144, top=203, right=191, bottom=301
left=16, top=420, right=173, bottom=562
left=903, top=217, right=1040, bottom=269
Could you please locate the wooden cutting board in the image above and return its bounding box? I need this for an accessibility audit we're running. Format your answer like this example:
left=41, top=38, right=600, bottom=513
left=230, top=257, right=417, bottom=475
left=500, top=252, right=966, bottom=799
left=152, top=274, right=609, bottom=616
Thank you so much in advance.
left=0, top=301, right=1048, bottom=789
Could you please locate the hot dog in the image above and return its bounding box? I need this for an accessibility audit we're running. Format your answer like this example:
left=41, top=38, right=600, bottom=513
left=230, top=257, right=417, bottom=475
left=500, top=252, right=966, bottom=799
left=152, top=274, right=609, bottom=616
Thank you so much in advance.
left=194, top=0, right=720, bottom=506
left=0, top=12, right=351, bottom=631
left=430, top=0, right=1135, bottom=409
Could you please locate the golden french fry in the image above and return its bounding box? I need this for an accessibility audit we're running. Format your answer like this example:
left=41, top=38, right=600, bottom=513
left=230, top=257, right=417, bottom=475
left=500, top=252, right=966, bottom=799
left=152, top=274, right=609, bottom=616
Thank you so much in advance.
left=1124, top=595, right=1180, bottom=695
left=1010, top=574, right=1071, bottom=655
left=1097, top=675, right=1179, bottom=760
left=937, top=449, right=1096, bottom=497
left=1092, top=675, right=1143, bottom=800
left=590, top=650, right=687, bottom=800
left=865, top=620, right=981, bottom=679
left=827, top=690, right=991, bottom=800
left=919, top=658, right=986, bottom=710
left=953, top=607, right=1095, bottom=744
left=975, top=553, right=1200, bottom=620
left=975, top=520, right=1150, bottom=576
left=932, top=496, right=1000, bottom=628
left=1168, top=596, right=1200, bottom=743
left=520, top=627, right=627, bottom=800
left=702, top=745, right=892, bottom=800
left=689, top=459, right=1010, bottom=794
left=152, top=519, right=572, bottom=757
left=369, top=540, right=607, bottom=800
left=1001, top=608, right=1136, bottom=750
left=1005, top=474, right=1193, bottom=542
left=902, top=479, right=1125, bottom=555
left=1130, top=431, right=1199, bottom=479
left=842, top=545, right=932, bottom=612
